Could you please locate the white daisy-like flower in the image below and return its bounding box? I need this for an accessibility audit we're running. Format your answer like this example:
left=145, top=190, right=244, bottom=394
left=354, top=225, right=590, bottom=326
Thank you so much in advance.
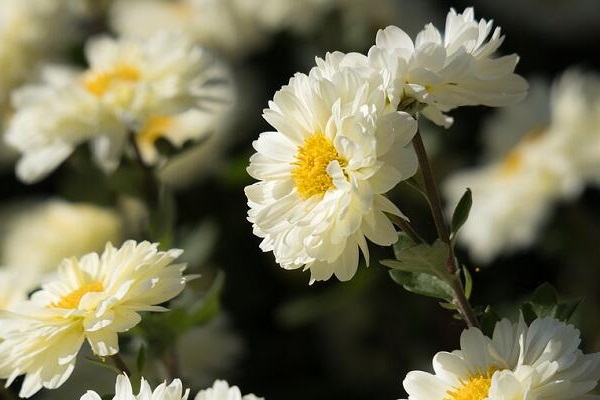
left=1, top=199, right=123, bottom=275
left=367, top=7, right=528, bottom=127
left=443, top=71, right=600, bottom=263
left=245, top=52, right=417, bottom=283
left=194, top=380, right=263, bottom=400
left=5, top=31, right=231, bottom=183
left=81, top=374, right=190, bottom=400
left=0, top=240, right=187, bottom=398
left=402, top=317, right=600, bottom=400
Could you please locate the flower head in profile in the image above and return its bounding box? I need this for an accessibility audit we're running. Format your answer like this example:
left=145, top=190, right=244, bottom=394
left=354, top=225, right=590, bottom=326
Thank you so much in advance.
left=81, top=374, right=190, bottom=400
left=5, top=31, right=232, bottom=183
left=368, top=7, right=528, bottom=127
left=245, top=52, right=417, bottom=283
left=0, top=241, right=187, bottom=398
left=402, top=317, right=600, bottom=400
left=443, top=71, right=600, bottom=263
left=194, top=380, right=263, bottom=400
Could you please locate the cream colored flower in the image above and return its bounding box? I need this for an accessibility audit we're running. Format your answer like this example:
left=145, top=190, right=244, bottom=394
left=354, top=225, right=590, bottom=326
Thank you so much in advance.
left=245, top=52, right=417, bottom=283
left=194, top=380, right=263, bottom=400
left=81, top=374, right=190, bottom=400
left=110, top=0, right=333, bottom=56
left=402, top=317, right=600, bottom=400
left=367, top=7, right=528, bottom=127
left=0, top=241, right=187, bottom=398
left=5, top=32, right=231, bottom=183
left=1, top=199, right=123, bottom=275
left=443, top=71, right=600, bottom=263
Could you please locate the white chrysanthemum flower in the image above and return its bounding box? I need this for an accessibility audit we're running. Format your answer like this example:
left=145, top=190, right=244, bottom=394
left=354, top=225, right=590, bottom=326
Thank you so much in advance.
left=1, top=199, right=123, bottom=275
left=110, top=0, right=333, bottom=56
left=81, top=374, right=190, bottom=400
left=245, top=52, right=417, bottom=283
left=443, top=71, right=600, bottom=263
left=402, top=317, right=600, bottom=400
left=194, top=380, right=263, bottom=400
left=5, top=31, right=231, bottom=183
left=81, top=374, right=189, bottom=400
left=367, top=7, right=528, bottom=127
left=0, top=241, right=187, bottom=398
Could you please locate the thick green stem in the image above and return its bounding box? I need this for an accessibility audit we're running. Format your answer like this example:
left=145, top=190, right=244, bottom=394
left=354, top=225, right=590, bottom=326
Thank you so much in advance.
left=411, top=128, right=480, bottom=329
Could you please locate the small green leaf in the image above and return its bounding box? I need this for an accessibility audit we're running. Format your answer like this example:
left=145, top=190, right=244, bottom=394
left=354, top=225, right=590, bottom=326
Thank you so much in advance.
left=382, top=240, right=453, bottom=282
left=187, top=271, right=225, bottom=327
left=388, top=270, right=454, bottom=302
left=462, top=265, right=473, bottom=300
left=439, top=301, right=458, bottom=310
left=520, top=282, right=581, bottom=322
left=392, top=232, right=417, bottom=259
left=555, top=299, right=581, bottom=322
left=136, top=344, right=146, bottom=375
left=450, top=188, right=472, bottom=239
left=479, top=306, right=501, bottom=337
left=520, top=303, right=537, bottom=325
left=84, top=357, right=121, bottom=374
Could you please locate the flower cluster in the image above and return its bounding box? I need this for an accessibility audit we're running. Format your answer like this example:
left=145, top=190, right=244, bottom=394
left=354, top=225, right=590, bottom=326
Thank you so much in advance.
left=5, top=31, right=232, bottom=183
left=403, top=317, right=600, bottom=399
left=245, top=7, right=527, bottom=283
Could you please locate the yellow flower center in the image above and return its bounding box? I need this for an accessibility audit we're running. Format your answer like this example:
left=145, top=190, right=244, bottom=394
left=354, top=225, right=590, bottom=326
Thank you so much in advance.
left=499, top=127, right=545, bottom=178
left=444, top=368, right=496, bottom=400
left=500, top=150, right=522, bottom=177
left=291, top=133, right=347, bottom=199
left=83, top=64, right=141, bottom=97
left=51, top=282, right=104, bottom=309
left=137, top=116, right=173, bottom=145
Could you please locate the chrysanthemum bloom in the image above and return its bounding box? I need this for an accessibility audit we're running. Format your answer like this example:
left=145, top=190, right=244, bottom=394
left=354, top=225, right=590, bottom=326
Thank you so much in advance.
left=0, top=241, right=188, bottom=398
left=81, top=374, right=190, bottom=400
left=367, top=7, right=528, bottom=127
left=1, top=199, right=123, bottom=274
left=402, top=317, right=600, bottom=399
left=5, top=31, right=231, bottom=183
left=245, top=52, right=417, bottom=283
left=194, top=380, right=263, bottom=400
left=443, top=71, right=600, bottom=263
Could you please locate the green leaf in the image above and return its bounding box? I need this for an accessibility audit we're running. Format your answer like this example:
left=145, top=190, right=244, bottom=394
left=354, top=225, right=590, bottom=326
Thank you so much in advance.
left=555, top=299, right=582, bottom=322
left=520, top=282, right=581, bottom=322
left=388, top=270, right=454, bottom=302
left=383, top=240, right=451, bottom=277
left=479, top=306, right=501, bottom=337
left=462, top=265, right=473, bottom=300
left=450, top=188, right=472, bottom=239
left=392, top=232, right=417, bottom=259
left=136, top=344, right=146, bottom=375
left=186, top=270, right=225, bottom=327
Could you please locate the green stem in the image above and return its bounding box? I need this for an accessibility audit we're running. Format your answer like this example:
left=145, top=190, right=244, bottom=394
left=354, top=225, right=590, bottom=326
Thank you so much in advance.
left=411, top=128, right=480, bottom=329
left=163, top=348, right=180, bottom=379
left=388, top=214, right=425, bottom=244
left=111, top=353, right=132, bottom=376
